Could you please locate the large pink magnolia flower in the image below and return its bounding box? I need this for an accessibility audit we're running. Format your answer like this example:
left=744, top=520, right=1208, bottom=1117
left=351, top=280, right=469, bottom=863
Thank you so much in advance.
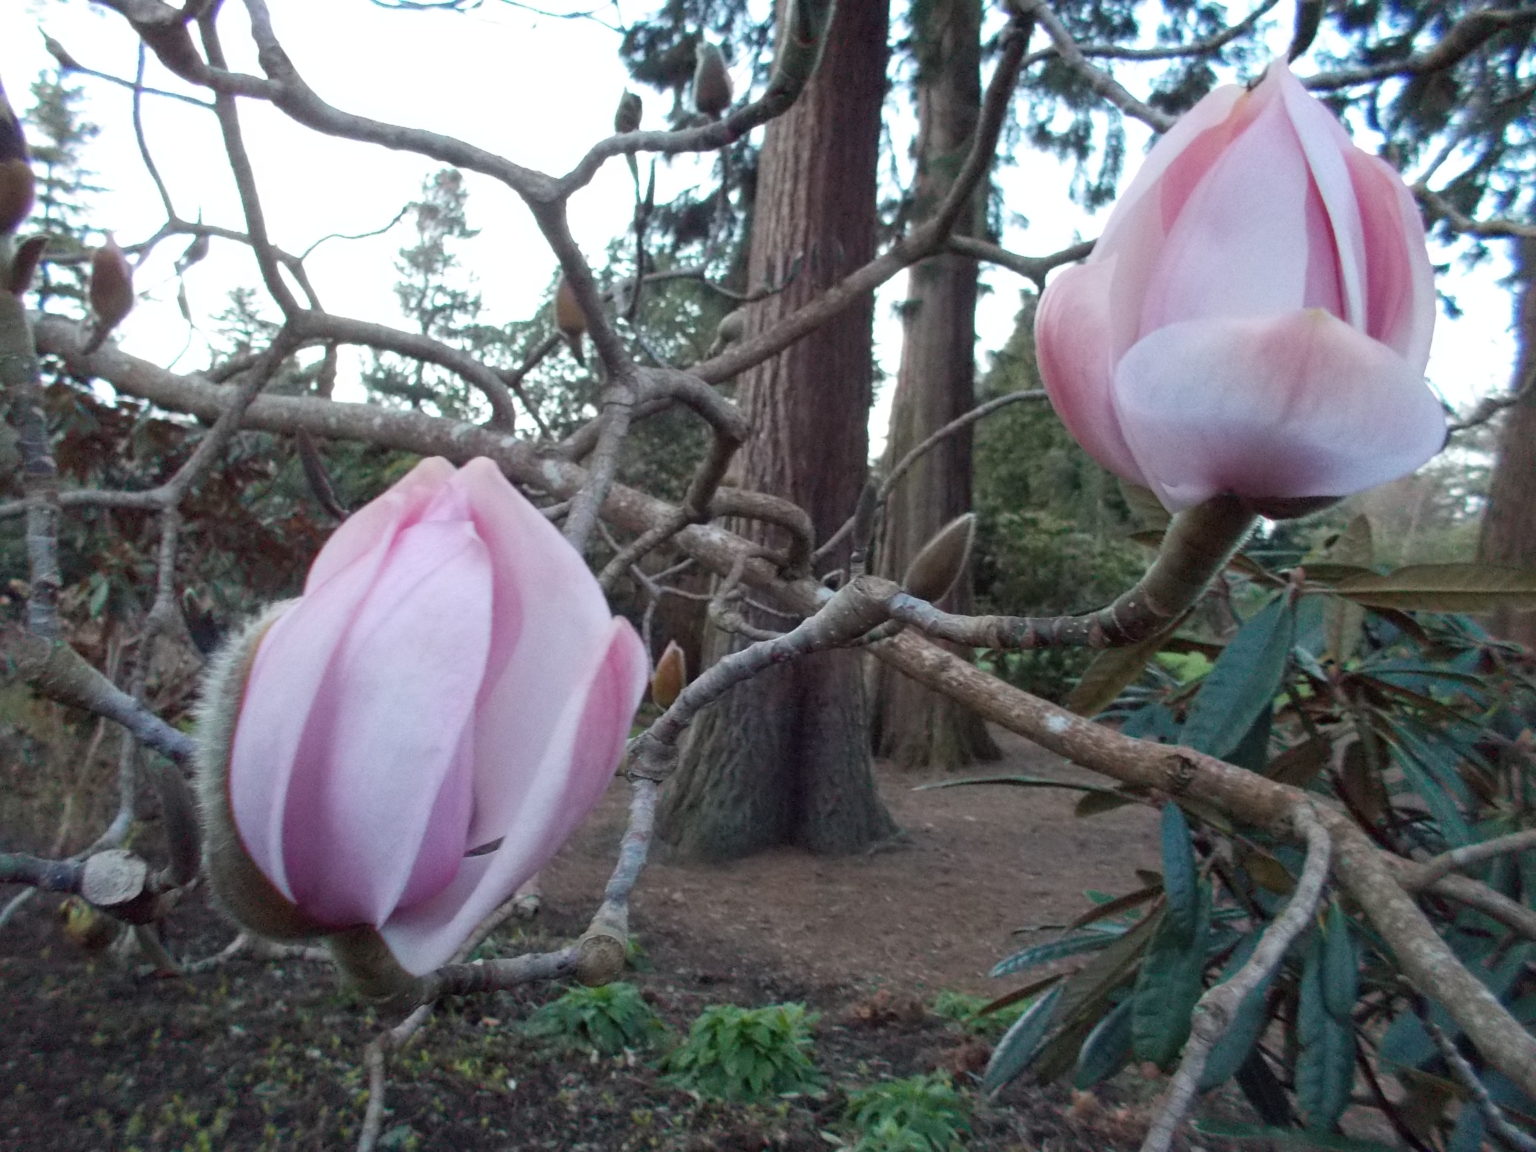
left=218, top=457, right=648, bottom=975
left=1035, top=60, right=1445, bottom=514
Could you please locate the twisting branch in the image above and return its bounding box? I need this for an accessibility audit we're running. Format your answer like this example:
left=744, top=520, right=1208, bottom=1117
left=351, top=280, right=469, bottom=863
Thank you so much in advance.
left=815, top=389, right=1049, bottom=565
left=1416, top=184, right=1536, bottom=242
left=1140, top=805, right=1332, bottom=1152
left=886, top=494, right=1257, bottom=649
left=1015, top=0, right=1174, bottom=132
left=948, top=236, right=1095, bottom=286
left=1427, top=1022, right=1536, bottom=1152
left=1403, top=829, right=1536, bottom=892
left=1304, top=8, right=1536, bottom=92
left=628, top=579, right=894, bottom=782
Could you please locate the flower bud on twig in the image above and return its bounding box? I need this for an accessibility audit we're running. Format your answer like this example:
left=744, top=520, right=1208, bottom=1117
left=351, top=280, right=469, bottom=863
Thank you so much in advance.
left=901, top=513, right=975, bottom=604
left=1034, top=60, right=1443, bottom=517
left=0, top=79, right=34, bottom=237
left=194, top=458, right=649, bottom=977
left=692, top=41, right=733, bottom=119
left=555, top=273, right=587, bottom=366
left=84, top=235, right=135, bottom=353
left=650, top=640, right=687, bottom=708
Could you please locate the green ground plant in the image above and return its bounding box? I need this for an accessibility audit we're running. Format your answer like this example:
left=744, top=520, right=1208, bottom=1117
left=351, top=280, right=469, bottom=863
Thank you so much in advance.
left=521, top=982, right=666, bottom=1055
left=661, top=1002, right=821, bottom=1102
left=840, top=1073, right=972, bottom=1152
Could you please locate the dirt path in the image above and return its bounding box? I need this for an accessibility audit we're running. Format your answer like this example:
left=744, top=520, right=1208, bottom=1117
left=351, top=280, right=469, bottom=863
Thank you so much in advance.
left=545, top=727, right=1161, bottom=998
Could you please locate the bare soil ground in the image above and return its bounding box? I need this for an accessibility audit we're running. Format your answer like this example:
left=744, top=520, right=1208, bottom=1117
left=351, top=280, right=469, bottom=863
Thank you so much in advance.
left=0, top=729, right=1232, bottom=1152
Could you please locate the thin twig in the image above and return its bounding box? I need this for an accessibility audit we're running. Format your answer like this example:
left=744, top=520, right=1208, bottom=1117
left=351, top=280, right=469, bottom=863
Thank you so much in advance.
left=1140, top=805, right=1332, bottom=1152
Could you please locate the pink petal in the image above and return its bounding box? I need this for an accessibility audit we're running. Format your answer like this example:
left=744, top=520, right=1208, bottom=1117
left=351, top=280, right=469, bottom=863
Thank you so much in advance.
left=1035, top=259, right=1144, bottom=482
left=1111, top=310, right=1447, bottom=512
left=232, top=516, right=493, bottom=927
left=1096, top=83, right=1246, bottom=255
left=304, top=458, right=456, bottom=594
left=1140, top=88, right=1326, bottom=331
left=380, top=618, right=649, bottom=975
left=1270, top=60, right=1368, bottom=330
left=449, top=458, right=625, bottom=848
left=1344, top=150, right=1436, bottom=368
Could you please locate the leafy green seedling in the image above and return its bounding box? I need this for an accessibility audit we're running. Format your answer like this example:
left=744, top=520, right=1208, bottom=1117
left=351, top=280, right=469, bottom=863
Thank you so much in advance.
left=522, top=982, right=666, bottom=1055
left=662, top=1002, right=821, bottom=1101
left=929, top=990, right=1027, bottom=1038
left=841, top=1073, right=972, bottom=1152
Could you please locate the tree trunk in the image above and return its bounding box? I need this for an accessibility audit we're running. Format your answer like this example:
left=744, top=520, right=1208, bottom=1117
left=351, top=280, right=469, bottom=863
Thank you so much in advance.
left=656, top=0, right=897, bottom=860
left=870, top=0, right=999, bottom=768
left=1477, top=237, right=1536, bottom=650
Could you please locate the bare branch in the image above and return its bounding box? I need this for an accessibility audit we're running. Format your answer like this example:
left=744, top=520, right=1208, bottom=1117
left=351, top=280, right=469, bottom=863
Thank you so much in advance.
left=1141, top=805, right=1332, bottom=1152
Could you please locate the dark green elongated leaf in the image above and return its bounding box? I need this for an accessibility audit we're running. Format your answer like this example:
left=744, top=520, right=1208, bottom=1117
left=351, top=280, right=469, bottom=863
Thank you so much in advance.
left=1055, top=911, right=1163, bottom=1027
left=1235, top=1051, right=1294, bottom=1127
left=1321, top=903, right=1359, bottom=1022
left=1195, top=1118, right=1398, bottom=1151
left=1385, top=731, right=1474, bottom=848
left=1132, top=881, right=1211, bottom=1069
left=1066, top=616, right=1185, bottom=717
left=1226, top=704, right=1273, bottom=775
left=1297, top=931, right=1356, bottom=1131
left=978, top=973, right=1066, bottom=1019
left=1072, top=997, right=1134, bottom=1089
left=1159, top=805, right=1199, bottom=942
left=1319, top=516, right=1373, bottom=663
left=918, top=774, right=1123, bottom=797
left=1182, top=598, right=1296, bottom=759
left=1198, top=937, right=1278, bottom=1091
left=990, top=926, right=1128, bottom=978
left=1294, top=562, right=1378, bottom=585
left=1063, top=885, right=1161, bottom=933
left=1333, top=564, right=1536, bottom=612
left=982, top=983, right=1062, bottom=1094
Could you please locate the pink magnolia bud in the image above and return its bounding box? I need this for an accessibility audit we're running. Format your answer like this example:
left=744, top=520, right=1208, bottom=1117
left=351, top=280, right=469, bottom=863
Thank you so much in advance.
left=196, top=457, right=649, bottom=976
left=1035, top=60, right=1444, bottom=516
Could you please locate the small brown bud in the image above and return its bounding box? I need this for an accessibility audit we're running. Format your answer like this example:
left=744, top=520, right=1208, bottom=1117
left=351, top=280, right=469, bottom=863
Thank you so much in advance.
left=692, top=41, right=733, bottom=119
left=650, top=640, right=687, bottom=708
left=7, top=233, right=48, bottom=296
left=0, top=82, right=33, bottom=237
left=84, top=235, right=135, bottom=353
left=0, top=159, right=34, bottom=237
left=901, top=513, right=976, bottom=604
left=614, top=88, right=642, bottom=135
left=554, top=273, right=587, bottom=366
left=706, top=307, right=746, bottom=356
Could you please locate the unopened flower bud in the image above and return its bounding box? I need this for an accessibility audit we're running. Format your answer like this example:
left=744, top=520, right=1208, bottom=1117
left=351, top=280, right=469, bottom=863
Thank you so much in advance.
left=84, top=235, right=135, bottom=353
left=650, top=640, right=687, bottom=708
left=692, top=41, right=733, bottom=119
left=6, top=233, right=46, bottom=296
left=555, top=272, right=587, bottom=366
left=707, top=307, right=746, bottom=357
left=901, top=513, right=975, bottom=604
left=0, top=80, right=33, bottom=237
left=194, top=458, right=648, bottom=978
left=614, top=88, right=642, bottom=135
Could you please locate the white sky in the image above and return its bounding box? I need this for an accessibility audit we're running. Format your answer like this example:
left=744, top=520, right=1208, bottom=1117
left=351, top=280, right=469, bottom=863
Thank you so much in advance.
left=6, top=0, right=1520, bottom=457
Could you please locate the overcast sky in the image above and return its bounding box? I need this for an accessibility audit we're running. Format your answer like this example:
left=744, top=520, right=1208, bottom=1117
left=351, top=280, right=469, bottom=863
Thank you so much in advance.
left=6, top=0, right=1519, bottom=455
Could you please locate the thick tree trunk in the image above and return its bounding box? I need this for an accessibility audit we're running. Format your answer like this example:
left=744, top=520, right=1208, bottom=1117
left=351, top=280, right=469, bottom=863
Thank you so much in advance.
left=870, top=0, right=999, bottom=768
left=656, top=0, right=897, bottom=860
left=1477, top=237, right=1536, bottom=650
